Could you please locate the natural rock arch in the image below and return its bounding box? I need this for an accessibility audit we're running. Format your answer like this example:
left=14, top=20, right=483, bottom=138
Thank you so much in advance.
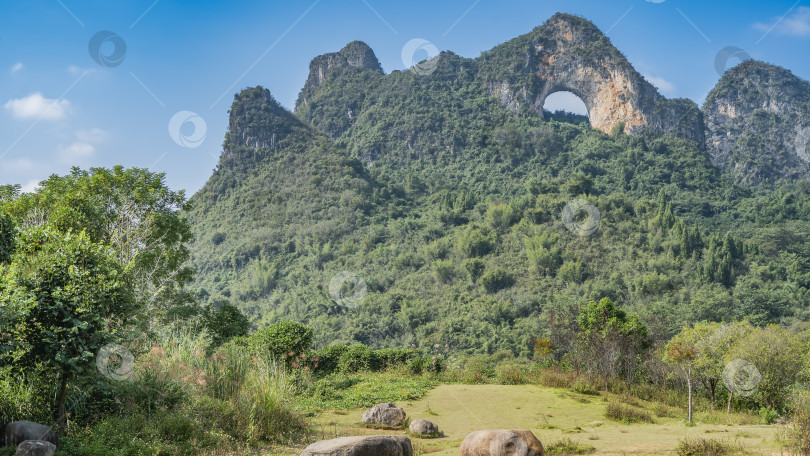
left=484, top=13, right=703, bottom=142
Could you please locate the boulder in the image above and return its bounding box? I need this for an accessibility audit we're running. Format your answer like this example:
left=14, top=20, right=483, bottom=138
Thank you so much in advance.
left=460, top=429, right=544, bottom=456
left=15, top=440, right=57, bottom=456
left=5, top=422, right=58, bottom=448
left=299, top=435, right=413, bottom=456
left=409, top=419, right=440, bottom=436
left=361, top=403, right=406, bottom=427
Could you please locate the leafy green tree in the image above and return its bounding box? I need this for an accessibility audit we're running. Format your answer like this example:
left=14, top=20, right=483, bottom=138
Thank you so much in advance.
left=576, top=298, right=648, bottom=384
left=2, top=166, right=193, bottom=327
left=241, top=321, right=314, bottom=368
left=203, top=301, right=251, bottom=347
left=0, top=227, right=136, bottom=422
left=730, top=325, right=805, bottom=410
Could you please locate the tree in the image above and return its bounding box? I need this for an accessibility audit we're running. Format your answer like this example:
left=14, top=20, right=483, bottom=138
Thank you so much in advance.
left=730, top=325, right=805, bottom=410
left=2, top=166, right=193, bottom=328
left=576, top=297, right=649, bottom=385
left=664, top=325, right=711, bottom=422
left=203, top=301, right=250, bottom=347
left=0, top=227, right=136, bottom=423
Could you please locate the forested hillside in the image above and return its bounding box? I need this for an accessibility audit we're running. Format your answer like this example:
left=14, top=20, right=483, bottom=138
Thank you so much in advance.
left=186, top=14, right=810, bottom=354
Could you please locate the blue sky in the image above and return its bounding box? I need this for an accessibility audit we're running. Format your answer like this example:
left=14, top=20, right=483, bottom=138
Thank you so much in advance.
left=1, top=0, right=809, bottom=195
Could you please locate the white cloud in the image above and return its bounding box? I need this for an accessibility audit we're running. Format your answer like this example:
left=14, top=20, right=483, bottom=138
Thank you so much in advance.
left=76, top=127, right=108, bottom=143
left=20, top=179, right=41, bottom=194
left=643, top=74, right=676, bottom=94
left=57, top=127, right=108, bottom=164
left=755, top=6, right=810, bottom=37
left=0, top=157, right=36, bottom=172
left=58, top=142, right=95, bottom=163
left=10, top=62, right=23, bottom=73
left=4, top=93, right=71, bottom=121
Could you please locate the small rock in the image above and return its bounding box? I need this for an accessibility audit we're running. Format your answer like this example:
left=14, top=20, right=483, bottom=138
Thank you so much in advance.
left=361, top=403, right=406, bottom=427
left=15, top=440, right=57, bottom=456
left=460, top=429, right=544, bottom=456
left=299, top=435, right=413, bottom=456
left=5, top=422, right=58, bottom=448
left=409, top=419, right=440, bottom=436
left=775, top=419, right=788, bottom=425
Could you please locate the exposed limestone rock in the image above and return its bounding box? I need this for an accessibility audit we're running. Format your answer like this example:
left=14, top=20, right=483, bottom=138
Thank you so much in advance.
left=703, top=60, right=810, bottom=184
left=15, top=440, right=57, bottom=456
left=361, top=403, right=406, bottom=427
left=481, top=13, right=703, bottom=141
left=5, top=422, right=58, bottom=448
left=460, top=429, right=544, bottom=456
left=299, top=435, right=413, bottom=456
left=297, top=41, right=383, bottom=110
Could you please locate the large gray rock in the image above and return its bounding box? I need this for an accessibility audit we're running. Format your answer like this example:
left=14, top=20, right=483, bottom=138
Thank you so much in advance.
left=15, top=440, right=57, bottom=456
left=5, top=422, right=58, bottom=448
left=361, top=403, right=406, bottom=427
left=460, top=429, right=544, bottom=456
left=408, top=419, right=439, bottom=436
left=299, top=435, right=413, bottom=456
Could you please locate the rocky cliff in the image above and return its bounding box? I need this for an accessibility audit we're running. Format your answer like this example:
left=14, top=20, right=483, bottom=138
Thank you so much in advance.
left=478, top=13, right=704, bottom=142
left=703, top=60, right=810, bottom=184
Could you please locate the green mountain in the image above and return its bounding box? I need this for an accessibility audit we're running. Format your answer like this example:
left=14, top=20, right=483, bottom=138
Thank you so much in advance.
left=186, top=13, right=810, bottom=353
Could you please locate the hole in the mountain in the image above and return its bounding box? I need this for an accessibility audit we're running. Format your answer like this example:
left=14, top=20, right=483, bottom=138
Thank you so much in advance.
left=543, top=91, right=590, bottom=125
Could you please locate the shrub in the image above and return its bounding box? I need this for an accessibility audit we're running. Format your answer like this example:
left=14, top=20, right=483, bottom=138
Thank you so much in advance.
left=408, top=355, right=446, bottom=375
left=311, top=344, right=349, bottom=374
left=495, top=363, right=525, bottom=385
left=571, top=378, right=600, bottom=396
left=784, top=392, right=810, bottom=456
left=675, top=436, right=743, bottom=456
left=432, top=259, right=454, bottom=283
left=760, top=406, right=778, bottom=425
left=544, top=437, right=596, bottom=455
left=464, top=258, right=486, bottom=283
left=242, top=321, right=313, bottom=367
left=481, top=267, right=514, bottom=293
left=604, top=402, right=653, bottom=423
left=338, top=345, right=382, bottom=373
left=538, top=368, right=576, bottom=389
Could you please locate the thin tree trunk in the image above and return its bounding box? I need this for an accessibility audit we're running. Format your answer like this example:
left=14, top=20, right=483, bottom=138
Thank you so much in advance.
left=726, top=390, right=733, bottom=414
left=687, top=370, right=693, bottom=423
left=55, top=373, right=68, bottom=426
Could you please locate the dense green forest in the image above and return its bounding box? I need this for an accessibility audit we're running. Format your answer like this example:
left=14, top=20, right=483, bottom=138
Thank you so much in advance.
left=188, top=80, right=810, bottom=355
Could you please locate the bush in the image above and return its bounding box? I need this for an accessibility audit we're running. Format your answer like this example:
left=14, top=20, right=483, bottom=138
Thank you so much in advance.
left=544, top=437, right=596, bottom=455
left=784, top=392, right=810, bottom=456
left=538, top=368, right=576, bottom=389
left=338, top=345, right=382, bottom=373
left=408, top=355, right=446, bottom=375
left=604, top=402, right=653, bottom=423
left=495, top=363, right=525, bottom=385
left=571, top=378, right=600, bottom=396
left=675, top=436, right=743, bottom=456
left=311, top=344, right=349, bottom=374
left=202, top=301, right=250, bottom=347
left=760, top=406, right=778, bottom=425
left=481, top=267, right=514, bottom=293
left=432, top=259, right=454, bottom=283
left=242, top=321, right=313, bottom=367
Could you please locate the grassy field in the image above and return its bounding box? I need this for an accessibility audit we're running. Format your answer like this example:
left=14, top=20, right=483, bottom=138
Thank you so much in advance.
left=284, top=384, right=784, bottom=456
